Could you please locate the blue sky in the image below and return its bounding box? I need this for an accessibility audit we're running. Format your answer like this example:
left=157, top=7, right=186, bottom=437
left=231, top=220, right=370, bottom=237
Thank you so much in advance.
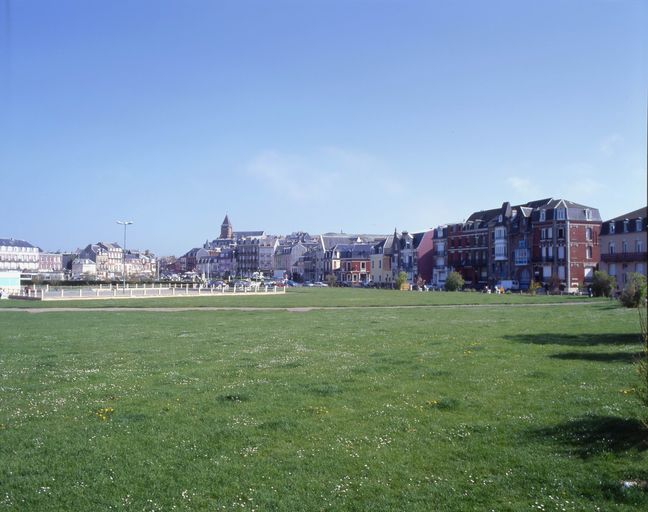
left=1, top=0, right=646, bottom=256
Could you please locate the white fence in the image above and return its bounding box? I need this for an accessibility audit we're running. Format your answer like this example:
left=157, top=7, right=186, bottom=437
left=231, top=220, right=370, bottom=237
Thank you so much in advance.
left=13, top=283, right=286, bottom=301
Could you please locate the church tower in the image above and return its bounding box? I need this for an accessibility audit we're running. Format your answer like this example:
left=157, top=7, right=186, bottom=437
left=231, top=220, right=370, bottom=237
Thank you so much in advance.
left=220, top=214, right=233, bottom=239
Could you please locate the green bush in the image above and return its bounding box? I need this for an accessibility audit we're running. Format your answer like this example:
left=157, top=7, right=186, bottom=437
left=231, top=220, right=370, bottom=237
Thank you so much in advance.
left=528, top=281, right=542, bottom=295
left=395, top=271, right=409, bottom=290
left=444, top=271, right=465, bottom=292
left=591, top=271, right=615, bottom=297
left=619, top=273, right=647, bottom=308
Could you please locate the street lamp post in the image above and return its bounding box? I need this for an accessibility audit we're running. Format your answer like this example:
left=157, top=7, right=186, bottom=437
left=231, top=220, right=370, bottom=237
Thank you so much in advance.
left=116, top=220, right=134, bottom=291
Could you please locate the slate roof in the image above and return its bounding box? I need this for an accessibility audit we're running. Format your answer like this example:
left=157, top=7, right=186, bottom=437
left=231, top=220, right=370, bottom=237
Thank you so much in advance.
left=0, top=238, right=37, bottom=248
left=412, top=232, right=425, bottom=249
left=607, top=207, right=647, bottom=222
left=533, top=199, right=601, bottom=222
left=331, top=243, right=373, bottom=258
left=600, top=207, right=647, bottom=235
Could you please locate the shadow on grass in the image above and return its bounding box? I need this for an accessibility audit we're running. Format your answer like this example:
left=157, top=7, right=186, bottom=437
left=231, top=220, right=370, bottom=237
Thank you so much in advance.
left=549, top=351, right=643, bottom=364
left=505, top=332, right=639, bottom=346
left=534, top=416, right=648, bottom=458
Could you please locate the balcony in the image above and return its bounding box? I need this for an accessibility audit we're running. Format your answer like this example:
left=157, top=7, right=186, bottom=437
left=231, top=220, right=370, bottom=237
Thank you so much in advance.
left=601, top=252, right=647, bottom=263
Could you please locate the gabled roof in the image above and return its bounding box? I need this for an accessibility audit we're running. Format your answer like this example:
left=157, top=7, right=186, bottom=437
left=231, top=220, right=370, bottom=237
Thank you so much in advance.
left=518, top=206, right=533, bottom=217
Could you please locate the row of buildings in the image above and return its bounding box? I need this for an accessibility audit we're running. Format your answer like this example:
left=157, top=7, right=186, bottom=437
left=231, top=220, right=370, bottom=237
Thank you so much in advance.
left=171, top=202, right=646, bottom=292
left=0, top=239, right=157, bottom=281
left=3, top=200, right=646, bottom=291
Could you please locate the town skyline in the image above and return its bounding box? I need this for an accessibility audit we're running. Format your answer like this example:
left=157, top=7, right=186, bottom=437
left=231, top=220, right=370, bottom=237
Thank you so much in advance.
left=3, top=198, right=647, bottom=257
left=1, top=1, right=646, bottom=255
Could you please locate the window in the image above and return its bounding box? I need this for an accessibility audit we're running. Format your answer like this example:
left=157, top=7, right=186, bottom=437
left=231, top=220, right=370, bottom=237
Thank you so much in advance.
left=623, top=220, right=629, bottom=233
left=539, top=210, right=546, bottom=222
left=586, top=246, right=592, bottom=259
left=622, top=241, right=628, bottom=253
left=547, top=245, right=553, bottom=258
left=558, top=246, right=565, bottom=259
left=609, top=242, right=615, bottom=254
left=558, top=266, right=565, bottom=279
left=609, top=222, right=615, bottom=234
left=585, top=209, right=592, bottom=220
left=637, top=263, right=645, bottom=274
left=558, top=228, right=565, bottom=239
left=541, top=247, right=547, bottom=258
left=585, top=227, right=592, bottom=241
left=637, top=240, right=644, bottom=253
left=556, top=208, right=566, bottom=220
left=637, top=219, right=643, bottom=232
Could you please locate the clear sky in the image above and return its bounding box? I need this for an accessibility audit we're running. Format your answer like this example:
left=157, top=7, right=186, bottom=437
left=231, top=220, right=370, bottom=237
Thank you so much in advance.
left=1, top=0, right=646, bottom=256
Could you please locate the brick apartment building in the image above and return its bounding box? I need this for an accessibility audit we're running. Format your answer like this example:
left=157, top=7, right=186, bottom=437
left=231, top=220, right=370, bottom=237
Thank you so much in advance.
left=442, top=198, right=601, bottom=291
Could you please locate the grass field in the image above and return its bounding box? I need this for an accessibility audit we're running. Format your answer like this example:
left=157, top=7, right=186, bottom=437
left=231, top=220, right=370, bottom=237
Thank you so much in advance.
left=1, top=290, right=646, bottom=510
left=0, top=287, right=600, bottom=309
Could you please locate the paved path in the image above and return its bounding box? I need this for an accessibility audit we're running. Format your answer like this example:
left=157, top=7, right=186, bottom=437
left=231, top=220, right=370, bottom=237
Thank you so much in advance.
left=0, top=301, right=599, bottom=314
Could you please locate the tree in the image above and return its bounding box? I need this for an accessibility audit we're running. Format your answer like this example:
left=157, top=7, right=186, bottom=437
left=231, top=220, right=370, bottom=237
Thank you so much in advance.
left=528, top=281, right=542, bottom=295
left=325, top=274, right=337, bottom=287
left=444, top=271, right=465, bottom=291
left=619, top=272, right=647, bottom=308
left=395, top=271, right=409, bottom=290
left=591, top=271, right=615, bottom=297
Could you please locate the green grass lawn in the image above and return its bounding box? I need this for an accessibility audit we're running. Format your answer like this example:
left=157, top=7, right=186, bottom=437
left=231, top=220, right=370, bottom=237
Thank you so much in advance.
left=0, top=287, right=602, bottom=309
left=1, top=298, right=646, bottom=510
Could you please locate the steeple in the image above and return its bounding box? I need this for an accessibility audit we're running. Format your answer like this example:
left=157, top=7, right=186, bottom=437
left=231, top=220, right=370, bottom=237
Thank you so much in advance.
left=220, top=214, right=233, bottom=239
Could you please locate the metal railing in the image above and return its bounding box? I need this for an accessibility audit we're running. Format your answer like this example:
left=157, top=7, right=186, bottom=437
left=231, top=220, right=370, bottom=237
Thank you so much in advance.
left=12, top=282, right=287, bottom=301
left=601, top=252, right=647, bottom=263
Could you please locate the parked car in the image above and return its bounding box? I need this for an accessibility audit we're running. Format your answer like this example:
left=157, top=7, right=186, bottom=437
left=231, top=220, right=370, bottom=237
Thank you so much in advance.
left=495, top=280, right=519, bottom=291
left=313, top=282, right=328, bottom=287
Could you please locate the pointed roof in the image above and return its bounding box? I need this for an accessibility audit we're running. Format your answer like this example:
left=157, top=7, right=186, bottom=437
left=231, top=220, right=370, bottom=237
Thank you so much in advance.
left=222, top=214, right=231, bottom=226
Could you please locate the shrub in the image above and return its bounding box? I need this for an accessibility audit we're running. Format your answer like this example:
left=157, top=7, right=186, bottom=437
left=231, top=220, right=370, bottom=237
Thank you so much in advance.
left=591, top=271, right=616, bottom=297
left=395, top=271, right=409, bottom=290
left=619, top=273, right=647, bottom=308
left=445, top=271, right=464, bottom=292
left=528, top=281, right=542, bottom=295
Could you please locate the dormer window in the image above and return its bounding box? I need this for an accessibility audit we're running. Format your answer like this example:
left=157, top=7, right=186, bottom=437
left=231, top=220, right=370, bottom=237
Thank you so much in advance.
left=609, top=222, right=615, bottom=234
left=623, top=220, right=629, bottom=233
left=539, top=210, right=546, bottom=222
left=637, top=218, right=643, bottom=232
left=556, top=208, right=566, bottom=221
left=584, top=209, right=592, bottom=221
